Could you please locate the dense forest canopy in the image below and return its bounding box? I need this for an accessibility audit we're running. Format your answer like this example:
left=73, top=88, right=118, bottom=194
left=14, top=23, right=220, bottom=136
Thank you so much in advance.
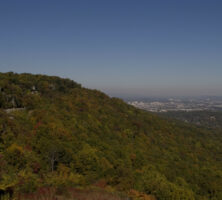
left=0, top=72, right=222, bottom=200
left=159, top=110, right=222, bottom=130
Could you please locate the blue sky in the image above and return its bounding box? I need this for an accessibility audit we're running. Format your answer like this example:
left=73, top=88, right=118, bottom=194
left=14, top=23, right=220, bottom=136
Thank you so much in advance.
left=0, top=0, right=222, bottom=97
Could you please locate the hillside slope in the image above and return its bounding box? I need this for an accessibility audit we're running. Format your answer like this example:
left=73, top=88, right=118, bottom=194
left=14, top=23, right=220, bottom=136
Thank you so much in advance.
left=0, top=72, right=222, bottom=200
left=159, top=110, right=222, bottom=129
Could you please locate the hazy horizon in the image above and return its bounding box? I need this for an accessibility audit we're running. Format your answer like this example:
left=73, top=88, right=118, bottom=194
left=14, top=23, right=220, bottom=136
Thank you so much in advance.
left=1, top=0, right=222, bottom=97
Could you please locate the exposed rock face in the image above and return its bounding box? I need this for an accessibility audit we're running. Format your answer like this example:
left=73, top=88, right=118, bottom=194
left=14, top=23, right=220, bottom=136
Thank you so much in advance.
left=5, top=108, right=25, bottom=113
left=11, top=97, right=16, bottom=108
left=31, top=86, right=36, bottom=91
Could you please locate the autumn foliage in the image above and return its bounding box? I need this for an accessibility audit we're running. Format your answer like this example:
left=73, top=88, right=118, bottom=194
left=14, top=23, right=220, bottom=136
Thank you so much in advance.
left=0, top=72, right=222, bottom=199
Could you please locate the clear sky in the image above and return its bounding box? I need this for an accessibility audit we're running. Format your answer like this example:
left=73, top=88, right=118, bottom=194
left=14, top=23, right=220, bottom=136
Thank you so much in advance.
left=0, top=0, right=222, bottom=97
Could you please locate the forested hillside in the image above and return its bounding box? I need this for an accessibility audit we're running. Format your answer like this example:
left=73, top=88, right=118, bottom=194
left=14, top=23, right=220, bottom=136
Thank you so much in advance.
left=0, top=72, right=222, bottom=200
left=159, top=110, right=222, bottom=130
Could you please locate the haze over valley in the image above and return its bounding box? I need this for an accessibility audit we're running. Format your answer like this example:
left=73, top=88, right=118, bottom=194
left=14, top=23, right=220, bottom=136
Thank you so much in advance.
left=128, top=96, right=222, bottom=112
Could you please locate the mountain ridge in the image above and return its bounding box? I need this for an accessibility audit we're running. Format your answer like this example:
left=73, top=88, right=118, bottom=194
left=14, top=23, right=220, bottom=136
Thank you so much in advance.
left=0, top=72, right=221, bottom=200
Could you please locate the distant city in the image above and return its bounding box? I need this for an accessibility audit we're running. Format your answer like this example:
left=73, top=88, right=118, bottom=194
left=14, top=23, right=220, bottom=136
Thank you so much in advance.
left=127, top=96, right=222, bottom=112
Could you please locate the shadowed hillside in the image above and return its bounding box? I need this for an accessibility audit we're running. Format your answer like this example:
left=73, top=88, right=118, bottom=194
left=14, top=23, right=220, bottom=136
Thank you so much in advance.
left=0, top=72, right=222, bottom=200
